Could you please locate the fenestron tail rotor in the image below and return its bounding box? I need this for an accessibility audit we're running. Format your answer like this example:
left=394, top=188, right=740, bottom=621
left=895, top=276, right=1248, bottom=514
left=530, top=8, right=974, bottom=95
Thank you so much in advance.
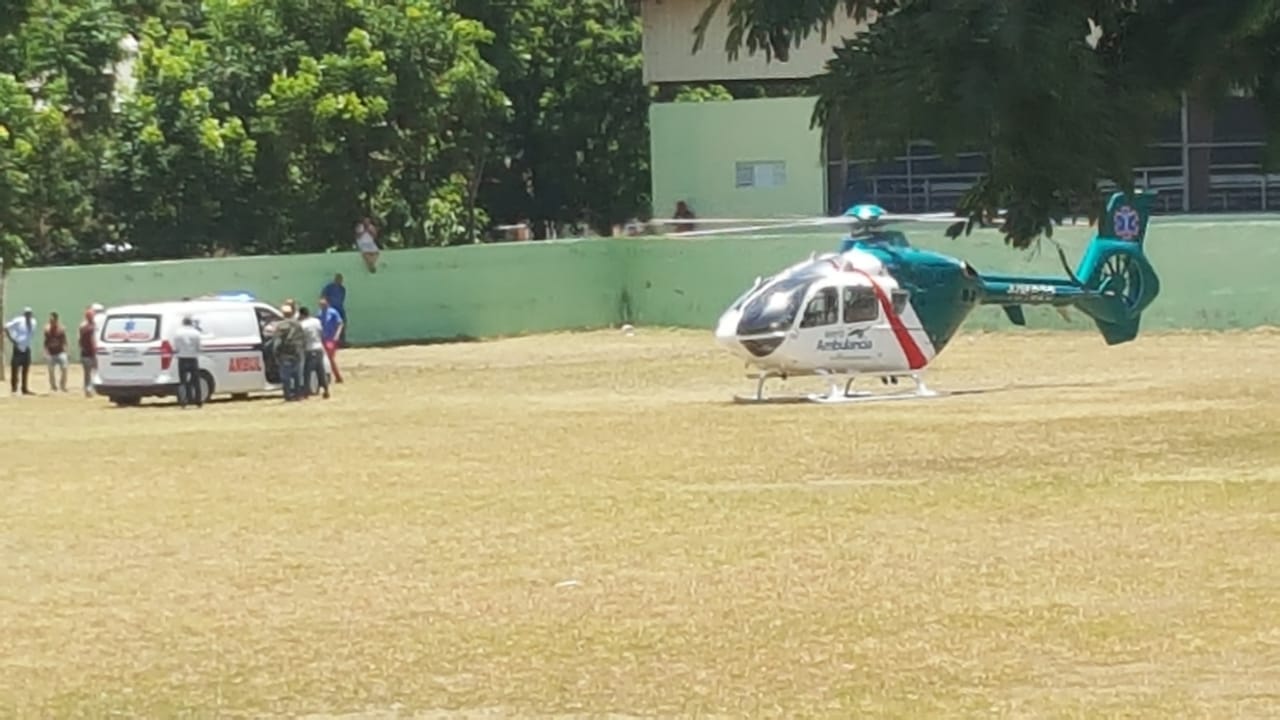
left=1096, top=252, right=1144, bottom=310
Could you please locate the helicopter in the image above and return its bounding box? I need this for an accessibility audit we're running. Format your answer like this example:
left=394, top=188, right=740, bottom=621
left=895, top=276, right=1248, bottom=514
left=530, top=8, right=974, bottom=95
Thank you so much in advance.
left=656, top=190, right=1161, bottom=403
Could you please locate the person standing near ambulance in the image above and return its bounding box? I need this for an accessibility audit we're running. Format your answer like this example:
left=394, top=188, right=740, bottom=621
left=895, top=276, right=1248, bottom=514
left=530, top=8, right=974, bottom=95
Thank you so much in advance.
left=317, top=296, right=344, bottom=384
left=78, top=309, right=97, bottom=397
left=297, top=306, right=329, bottom=399
left=272, top=305, right=307, bottom=401
left=173, top=315, right=203, bottom=408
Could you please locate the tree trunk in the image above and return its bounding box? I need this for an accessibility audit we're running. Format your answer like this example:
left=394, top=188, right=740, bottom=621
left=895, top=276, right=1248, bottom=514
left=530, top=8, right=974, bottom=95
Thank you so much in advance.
left=465, top=152, right=486, bottom=244
left=0, top=262, right=7, bottom=383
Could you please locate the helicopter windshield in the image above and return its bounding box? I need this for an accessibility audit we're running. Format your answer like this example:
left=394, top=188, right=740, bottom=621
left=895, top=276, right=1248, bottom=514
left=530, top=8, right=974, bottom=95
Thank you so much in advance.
left=729, top=275, right=772, bottom=311
left=736, top=274, right=816, bottom=335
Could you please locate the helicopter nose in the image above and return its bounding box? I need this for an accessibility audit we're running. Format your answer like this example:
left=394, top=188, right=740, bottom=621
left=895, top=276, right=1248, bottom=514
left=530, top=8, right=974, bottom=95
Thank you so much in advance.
left=715, top=309, right=744, bottom=353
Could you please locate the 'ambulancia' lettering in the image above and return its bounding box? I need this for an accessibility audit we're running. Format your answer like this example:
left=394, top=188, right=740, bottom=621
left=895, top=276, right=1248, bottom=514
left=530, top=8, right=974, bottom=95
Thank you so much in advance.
left=229, top=356, right=262, bottom=372
left=817, top=338, right=873, bottom=352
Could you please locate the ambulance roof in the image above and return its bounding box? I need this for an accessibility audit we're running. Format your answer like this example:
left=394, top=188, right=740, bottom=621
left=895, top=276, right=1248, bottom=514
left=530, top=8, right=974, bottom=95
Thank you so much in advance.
left=103, top=299, right=273, bottom=316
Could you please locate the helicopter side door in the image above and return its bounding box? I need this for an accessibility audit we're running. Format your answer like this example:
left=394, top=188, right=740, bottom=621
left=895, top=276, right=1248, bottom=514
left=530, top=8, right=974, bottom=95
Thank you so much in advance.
left=789, top=283, right=843, bottom=370
left=834, top=283, right=888, bottom=370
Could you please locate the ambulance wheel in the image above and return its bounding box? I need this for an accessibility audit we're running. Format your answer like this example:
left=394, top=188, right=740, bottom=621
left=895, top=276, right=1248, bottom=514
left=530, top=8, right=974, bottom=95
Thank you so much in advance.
left=197, top=371, right=215, bottom=403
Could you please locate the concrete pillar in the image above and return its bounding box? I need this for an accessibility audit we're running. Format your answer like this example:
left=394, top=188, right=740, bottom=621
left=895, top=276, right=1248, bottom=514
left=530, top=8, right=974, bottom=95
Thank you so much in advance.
left=1186, top=93, right=1215, bottom=211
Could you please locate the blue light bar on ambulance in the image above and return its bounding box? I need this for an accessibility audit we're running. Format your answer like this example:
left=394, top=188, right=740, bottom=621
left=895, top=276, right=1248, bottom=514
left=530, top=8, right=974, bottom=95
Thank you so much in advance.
left=215, top=291, right=256, bottom=302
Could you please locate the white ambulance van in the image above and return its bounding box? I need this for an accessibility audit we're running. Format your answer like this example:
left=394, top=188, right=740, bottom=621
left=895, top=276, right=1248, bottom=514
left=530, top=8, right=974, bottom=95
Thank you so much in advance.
left=93, top=296, right=329, bottom=406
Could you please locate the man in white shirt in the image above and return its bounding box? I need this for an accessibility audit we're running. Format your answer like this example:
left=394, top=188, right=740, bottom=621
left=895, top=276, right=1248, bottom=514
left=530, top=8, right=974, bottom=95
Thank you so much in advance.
left=172, top=315, right=203, bottom=408
left=297, top=306, right=329, bottom=399
left=5, top=307, right=37, bottom=396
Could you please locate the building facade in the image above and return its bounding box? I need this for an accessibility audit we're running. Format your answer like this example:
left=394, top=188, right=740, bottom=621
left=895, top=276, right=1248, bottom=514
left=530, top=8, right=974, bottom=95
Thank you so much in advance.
left=641, top=0, right=1278, bottom=220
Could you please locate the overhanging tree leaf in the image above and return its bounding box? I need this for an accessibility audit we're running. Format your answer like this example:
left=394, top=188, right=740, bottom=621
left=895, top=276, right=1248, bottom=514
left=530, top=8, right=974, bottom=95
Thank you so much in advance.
left=700, top=0, right=1280, bottom=249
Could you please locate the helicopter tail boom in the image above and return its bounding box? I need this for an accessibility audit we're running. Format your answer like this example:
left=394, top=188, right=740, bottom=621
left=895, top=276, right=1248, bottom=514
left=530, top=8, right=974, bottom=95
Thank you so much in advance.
left=976, top=191, right=1160, bottom=345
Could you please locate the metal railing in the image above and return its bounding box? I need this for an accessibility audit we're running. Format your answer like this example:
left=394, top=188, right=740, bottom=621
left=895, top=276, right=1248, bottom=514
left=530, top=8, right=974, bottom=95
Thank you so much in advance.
left=831, top=141, right=1280, bottom=214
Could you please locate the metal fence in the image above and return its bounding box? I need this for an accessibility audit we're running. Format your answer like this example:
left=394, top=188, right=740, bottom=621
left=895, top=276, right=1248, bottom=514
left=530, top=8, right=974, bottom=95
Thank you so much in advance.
left=829, top=139, right=1280, bottom=215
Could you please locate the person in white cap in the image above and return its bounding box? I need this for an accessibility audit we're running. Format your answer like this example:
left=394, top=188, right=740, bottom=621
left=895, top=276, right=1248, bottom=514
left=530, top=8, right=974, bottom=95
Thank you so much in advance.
left=4, top=307, right=36, bottom=395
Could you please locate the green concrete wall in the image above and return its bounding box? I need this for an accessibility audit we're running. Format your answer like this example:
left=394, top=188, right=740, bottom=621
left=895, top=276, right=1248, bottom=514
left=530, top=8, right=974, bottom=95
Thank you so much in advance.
left=6, top=241, right=623, bottom=355
left=623, top=217, right=1280, bottom=331
left=649, top=97, right=825, bottom=220
left=5, top=216, right=1279, bottom=362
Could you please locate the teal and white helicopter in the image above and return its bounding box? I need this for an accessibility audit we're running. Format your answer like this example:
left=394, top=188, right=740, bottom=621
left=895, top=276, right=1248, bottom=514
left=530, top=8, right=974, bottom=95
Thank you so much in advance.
left=657, top=190, right=1161, bottom=403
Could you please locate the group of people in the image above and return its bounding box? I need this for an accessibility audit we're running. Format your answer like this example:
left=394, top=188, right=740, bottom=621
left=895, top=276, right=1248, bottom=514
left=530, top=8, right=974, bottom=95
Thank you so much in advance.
left=5, top=303, right=104, bottom=397
left=6, top=272, right=351, bottom=404
left=259, top=296, right=345, bottom=404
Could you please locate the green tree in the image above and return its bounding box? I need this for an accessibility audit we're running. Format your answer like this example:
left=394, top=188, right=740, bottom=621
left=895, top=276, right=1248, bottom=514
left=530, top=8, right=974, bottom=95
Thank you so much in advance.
left=458, top=0, right=651, bottom=237
left=102, top=0, right=507, bottom=255
left=697, top=0, right=1280, bottom=248
left=101, top=19, right=258, bottom=259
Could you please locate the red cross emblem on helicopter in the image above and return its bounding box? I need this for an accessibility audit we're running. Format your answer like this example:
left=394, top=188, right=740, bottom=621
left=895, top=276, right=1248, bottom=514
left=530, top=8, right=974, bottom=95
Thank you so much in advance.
left=1113, top=205, right=1140, bottom=241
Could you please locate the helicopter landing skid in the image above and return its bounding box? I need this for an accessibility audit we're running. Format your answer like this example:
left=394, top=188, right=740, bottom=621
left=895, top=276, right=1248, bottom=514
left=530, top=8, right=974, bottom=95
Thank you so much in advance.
left=733, top=372, right=943, bottom=405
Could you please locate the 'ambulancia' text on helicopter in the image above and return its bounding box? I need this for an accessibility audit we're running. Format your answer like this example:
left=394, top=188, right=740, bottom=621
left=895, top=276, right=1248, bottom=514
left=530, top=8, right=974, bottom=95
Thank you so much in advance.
left=659, top=191, right=1161, bottom=403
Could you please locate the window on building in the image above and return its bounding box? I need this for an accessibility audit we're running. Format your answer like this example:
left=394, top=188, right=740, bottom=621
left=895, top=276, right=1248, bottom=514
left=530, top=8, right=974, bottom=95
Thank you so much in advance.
left=736, top=161, right=787, bottom=189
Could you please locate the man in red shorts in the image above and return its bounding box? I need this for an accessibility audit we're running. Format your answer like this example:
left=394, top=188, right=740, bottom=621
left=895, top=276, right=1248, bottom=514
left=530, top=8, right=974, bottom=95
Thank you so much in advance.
left=317, top=296, right=345, bottom=383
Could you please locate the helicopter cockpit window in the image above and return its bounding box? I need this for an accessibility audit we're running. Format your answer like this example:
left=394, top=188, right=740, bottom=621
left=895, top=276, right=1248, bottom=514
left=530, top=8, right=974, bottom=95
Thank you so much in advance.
left=800, top=287, right=840, bottom=328
left=730, top=275, right=772, bottom=311
left=843, top=286, right=880, bottom=323
left=736, top=275, right=815, bottom=336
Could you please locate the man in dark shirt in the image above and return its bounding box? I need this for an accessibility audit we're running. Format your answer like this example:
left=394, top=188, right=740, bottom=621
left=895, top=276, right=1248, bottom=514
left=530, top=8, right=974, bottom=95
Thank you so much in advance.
left=78, top=309, right=97, bottom=397
left=44, top=311, right=69, bottom=393
left=272, top=306, right=307, bottom=401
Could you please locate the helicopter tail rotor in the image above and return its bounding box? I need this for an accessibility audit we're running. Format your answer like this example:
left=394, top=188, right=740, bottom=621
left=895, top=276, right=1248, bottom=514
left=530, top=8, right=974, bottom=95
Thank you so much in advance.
left=974, top=190, right=1160, bottom=346
left=1071, top=191, right=1161, bottom=345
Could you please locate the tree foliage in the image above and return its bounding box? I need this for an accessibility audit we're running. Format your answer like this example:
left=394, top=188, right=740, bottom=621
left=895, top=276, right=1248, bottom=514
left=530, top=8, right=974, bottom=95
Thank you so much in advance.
left=0, top=0, right=652, bottom=268
left=699, top=0, right=1280, bottom=248
left=457, top=0, right=651, bottom=237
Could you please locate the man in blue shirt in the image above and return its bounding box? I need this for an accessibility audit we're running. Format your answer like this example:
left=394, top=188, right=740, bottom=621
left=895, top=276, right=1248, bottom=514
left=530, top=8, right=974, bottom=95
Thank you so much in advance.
left=321, top=273, right=347, bottom=346
left=317, top=296, right=345, bottom=384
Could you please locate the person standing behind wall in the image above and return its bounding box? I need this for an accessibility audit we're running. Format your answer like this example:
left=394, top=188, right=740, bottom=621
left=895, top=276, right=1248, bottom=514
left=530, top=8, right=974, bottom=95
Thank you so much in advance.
left=317, top=296, right=344, bottom=384
left=321, top=273, right=347, bottom=346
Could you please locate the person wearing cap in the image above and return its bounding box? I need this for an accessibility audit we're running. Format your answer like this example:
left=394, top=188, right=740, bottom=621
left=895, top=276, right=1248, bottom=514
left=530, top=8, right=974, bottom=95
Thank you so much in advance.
left=4, top=307, right=37, bottom=396
left=78, top=309, right=98, bottom=397
left=270, top=304, right=307, bottom=401
left=173, top=315, right=204, bottom=408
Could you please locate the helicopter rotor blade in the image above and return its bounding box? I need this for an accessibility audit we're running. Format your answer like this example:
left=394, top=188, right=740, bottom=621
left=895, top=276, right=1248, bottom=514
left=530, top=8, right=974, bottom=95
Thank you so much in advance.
left=667, top=218, right=847, bottom=237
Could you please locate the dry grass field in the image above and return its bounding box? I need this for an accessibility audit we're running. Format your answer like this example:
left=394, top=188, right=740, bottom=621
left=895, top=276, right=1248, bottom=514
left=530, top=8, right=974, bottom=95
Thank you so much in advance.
left=2, top=328, right=1278, bottom=719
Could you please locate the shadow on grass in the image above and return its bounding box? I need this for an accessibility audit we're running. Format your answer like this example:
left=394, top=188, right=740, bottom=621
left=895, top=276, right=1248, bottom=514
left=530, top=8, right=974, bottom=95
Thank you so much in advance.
left=726, top=379, right=1121, bottom=406
left=345, top=334, right=481, bottom=350
left=104, top=393, right=316, bottom=409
